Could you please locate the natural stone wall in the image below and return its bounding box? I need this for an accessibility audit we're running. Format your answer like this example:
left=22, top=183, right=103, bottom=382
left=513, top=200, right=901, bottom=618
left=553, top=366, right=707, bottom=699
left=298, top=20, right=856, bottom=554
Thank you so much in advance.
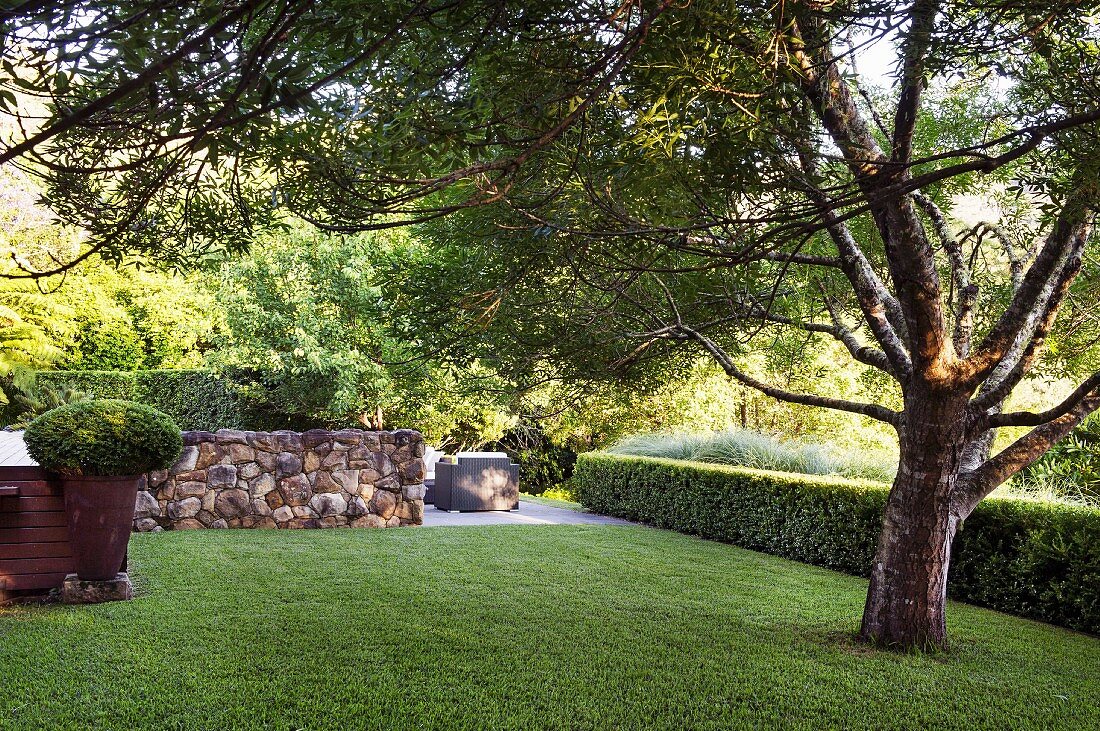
left=134, top=429, right=425, bottom=531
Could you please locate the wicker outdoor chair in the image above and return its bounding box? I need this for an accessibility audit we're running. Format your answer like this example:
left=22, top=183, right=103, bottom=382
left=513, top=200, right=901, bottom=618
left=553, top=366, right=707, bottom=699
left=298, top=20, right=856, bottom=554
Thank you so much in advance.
left=432, top=452, right=519, bottom=512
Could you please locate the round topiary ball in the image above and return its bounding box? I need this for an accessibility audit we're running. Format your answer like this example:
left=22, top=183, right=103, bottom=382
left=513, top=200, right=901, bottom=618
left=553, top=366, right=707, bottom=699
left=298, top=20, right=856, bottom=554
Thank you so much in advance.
left=24, top=399, right=183, bottom=477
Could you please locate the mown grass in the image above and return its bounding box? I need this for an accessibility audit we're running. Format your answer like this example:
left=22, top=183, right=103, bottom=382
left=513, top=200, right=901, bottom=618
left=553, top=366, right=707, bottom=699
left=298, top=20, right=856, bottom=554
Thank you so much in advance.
left=1, top=527, right=1097, bottom=730
left=519, top=492, right=585, bottom=511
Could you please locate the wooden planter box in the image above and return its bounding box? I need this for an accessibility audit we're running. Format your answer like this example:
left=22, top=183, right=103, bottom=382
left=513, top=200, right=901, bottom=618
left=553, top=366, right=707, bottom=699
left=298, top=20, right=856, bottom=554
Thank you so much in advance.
left=0, top=466, right=74, bottom=603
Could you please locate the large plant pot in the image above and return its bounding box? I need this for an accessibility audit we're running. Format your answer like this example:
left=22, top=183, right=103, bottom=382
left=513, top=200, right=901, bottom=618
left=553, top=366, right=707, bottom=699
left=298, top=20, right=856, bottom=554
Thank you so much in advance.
left=62, top=475, right=141, bottom=581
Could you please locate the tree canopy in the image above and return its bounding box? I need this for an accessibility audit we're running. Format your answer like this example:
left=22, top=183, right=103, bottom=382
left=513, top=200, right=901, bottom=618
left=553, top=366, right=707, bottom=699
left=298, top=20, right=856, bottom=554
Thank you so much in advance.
left=4, top=0, right=1100, bottom=649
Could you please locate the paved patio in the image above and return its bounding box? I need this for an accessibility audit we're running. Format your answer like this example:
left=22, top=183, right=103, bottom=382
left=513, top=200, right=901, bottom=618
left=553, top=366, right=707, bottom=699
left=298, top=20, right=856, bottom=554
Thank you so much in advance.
left=421, top=500, right=633, bottom=527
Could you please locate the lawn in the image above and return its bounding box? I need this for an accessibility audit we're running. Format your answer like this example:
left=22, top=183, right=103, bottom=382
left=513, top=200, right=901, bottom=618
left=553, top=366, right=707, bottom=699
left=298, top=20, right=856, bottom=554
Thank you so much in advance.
left=1, top=526, right=1097, bottom=730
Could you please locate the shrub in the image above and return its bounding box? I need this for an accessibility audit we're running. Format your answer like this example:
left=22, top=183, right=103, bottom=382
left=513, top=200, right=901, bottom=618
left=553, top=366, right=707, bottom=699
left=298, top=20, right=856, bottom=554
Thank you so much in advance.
left=607, top=429, right=896, bottom=482
left=486, top=424, right=578, bottom=495
left=30, top=369, right=242, bottom=431
left=574, top=453, right=1100, bottom=634
left=25, top=399, right=183, bottom=477
left=1020, top=415, right=1100, bottom=503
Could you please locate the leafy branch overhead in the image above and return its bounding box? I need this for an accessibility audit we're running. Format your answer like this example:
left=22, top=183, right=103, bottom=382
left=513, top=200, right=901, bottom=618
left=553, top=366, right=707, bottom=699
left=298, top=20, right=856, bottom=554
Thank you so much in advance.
left=4, top=0, right=1100, bottom=649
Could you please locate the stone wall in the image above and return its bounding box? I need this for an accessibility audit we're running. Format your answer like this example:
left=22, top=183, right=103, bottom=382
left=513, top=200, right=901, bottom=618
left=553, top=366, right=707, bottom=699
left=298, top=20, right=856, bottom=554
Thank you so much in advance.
left=134, top=429, right=425, bottom=531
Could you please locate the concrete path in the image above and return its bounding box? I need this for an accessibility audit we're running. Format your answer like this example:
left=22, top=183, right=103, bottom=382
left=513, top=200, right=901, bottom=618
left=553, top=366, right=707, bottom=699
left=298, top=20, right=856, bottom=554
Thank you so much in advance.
left=421, top=499, right=633, bottom=527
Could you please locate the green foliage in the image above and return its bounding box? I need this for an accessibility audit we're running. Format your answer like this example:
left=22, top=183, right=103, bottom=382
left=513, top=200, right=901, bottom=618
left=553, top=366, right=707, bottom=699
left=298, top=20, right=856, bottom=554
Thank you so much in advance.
left=487, top=424, right=578, bottom=495
left=0, top=260, right=219, bottom=371
left=607, top=429, right=897, bottom=482
left=0, top=304, right=59, bottom=404
left=24, top=399, right=183, bottom=477
left=574, top=453, right=1100, bottom=634
left=1020, top=415, right=1100, bottom=503
left=31, top=370, right=241, bottom=432
left=5, top=381, right=88, bottom=429
left=211, top=225, right=512, bottom=440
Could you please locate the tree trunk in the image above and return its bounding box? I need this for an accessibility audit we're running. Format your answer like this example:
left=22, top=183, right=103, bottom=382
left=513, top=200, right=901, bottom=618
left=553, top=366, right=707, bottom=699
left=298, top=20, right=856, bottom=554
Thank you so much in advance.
left=859, top=388, right=968, bottom=650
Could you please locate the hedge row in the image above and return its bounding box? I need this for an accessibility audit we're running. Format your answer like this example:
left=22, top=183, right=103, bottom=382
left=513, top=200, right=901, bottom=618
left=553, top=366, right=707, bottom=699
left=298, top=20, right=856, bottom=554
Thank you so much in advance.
left=574, top=453, right=1100, bottom=635
left=34, top=370, right=243, bottom=432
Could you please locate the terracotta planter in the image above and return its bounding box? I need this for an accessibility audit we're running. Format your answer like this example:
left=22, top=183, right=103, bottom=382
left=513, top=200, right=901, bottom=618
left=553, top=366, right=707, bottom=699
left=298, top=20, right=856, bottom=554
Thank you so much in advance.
left=62, top=475, right=141, bottom=581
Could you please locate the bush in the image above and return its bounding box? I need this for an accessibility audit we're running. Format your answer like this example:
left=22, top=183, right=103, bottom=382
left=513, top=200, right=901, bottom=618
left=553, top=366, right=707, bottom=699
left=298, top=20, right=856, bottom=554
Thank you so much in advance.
left=30, top=369, right=242, bottom=431
left=607, top=429, right=896, bottom=482
left=25, top=399, right=183, bottom=477
left=574, top=453, right=1100, bottom=634
left=1020, top=415, right=1100, bottom=503
left=486, top=424, right=578, bottom=495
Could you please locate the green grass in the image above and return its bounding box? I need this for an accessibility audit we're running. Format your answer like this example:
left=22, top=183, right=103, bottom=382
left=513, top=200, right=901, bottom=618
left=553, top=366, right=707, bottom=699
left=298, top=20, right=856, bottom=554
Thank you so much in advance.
left=519, top=492, right=585, bottom=511
left=1, top=527, right=1097, bottom=730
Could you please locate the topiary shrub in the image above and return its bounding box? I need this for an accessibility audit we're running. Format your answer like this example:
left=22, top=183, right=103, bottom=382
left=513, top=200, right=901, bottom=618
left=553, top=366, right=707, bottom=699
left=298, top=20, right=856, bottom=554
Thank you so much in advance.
left=24, top=399, right=183, bottom=477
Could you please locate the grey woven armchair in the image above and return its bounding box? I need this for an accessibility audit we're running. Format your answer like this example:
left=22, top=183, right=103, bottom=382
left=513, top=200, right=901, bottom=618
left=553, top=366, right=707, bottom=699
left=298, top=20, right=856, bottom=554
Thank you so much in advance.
left=433, top=452, right=519, bottom=512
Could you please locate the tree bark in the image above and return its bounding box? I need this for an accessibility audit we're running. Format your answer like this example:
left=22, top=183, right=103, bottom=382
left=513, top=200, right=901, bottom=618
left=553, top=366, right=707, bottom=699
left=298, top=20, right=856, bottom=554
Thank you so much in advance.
left=860, top=387, right=969, bottom=649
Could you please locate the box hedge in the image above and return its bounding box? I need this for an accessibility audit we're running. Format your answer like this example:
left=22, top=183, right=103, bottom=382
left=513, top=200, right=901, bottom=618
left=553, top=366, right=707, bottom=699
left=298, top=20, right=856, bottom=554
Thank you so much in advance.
left=25, top=399, right=183, bottom=476
left=33, top=369, right=242, bottom=432
left=574, top=453, right=1100, bottom=634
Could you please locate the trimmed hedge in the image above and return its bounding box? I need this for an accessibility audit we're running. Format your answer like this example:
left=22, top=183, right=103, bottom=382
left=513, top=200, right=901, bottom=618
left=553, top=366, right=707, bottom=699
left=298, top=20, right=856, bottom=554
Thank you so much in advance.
left=25, top=399, right=183, bottom=476
left=33, top=370, right=242, bottom=431
left=575, top=453, right=1100, bottom=634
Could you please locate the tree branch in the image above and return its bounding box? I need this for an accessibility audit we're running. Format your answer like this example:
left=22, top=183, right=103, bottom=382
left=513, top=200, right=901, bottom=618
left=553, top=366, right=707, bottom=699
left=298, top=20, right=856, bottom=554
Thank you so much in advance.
left=965, top=191, right=1093, bottom=382
left=666, top=323, right=900, bottom=425
left=891, top=0, right=940, bottom=163
left=957, top=392, right=1100, bottom=513
left=988, top=371, right=1100, bottom=428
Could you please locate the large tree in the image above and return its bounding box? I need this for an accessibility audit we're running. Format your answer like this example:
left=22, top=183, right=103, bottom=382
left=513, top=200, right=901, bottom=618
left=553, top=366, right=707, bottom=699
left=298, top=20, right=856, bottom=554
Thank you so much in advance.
left=3, top=1, right=1100, bottom=649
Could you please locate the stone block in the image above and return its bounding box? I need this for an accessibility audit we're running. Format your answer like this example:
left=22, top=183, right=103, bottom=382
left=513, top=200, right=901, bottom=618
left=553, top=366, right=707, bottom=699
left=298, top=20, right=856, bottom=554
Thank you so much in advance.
left=310, top=492, right=347, bottom=517
left=250, top=473, right=276, bottom=498
left=62, top=573, right=132, bottom=604
left=395, top=499, right=423, bottom=523
left=215, top=488, right=250, bottom=519
left=321, top=450, right=347, bottom=469
left=399, top=459, right=425, bottom=483
left=402, top=483, right=426, bottom=501
left=227, top=443, right=256, bottom=464
left=273, top=431, right=303, bottom=451
left=247, top=432, right=278, bottom=452
left=168, top=497, right=201, bottom=520
left=134, top=518, right=160, bottom=532
left=134, top=490, right=160, bottom=519
left=370, top=489, right=397, bottom=519
left=313, top=470, right=340, bottom=493
left=196, top=442, right=224, bottom=470
left=215, top=429, right=248, bottom=444
left=175, top=480, right=205, bottom=499
left=276, top=452, right=303, bottom=477
left=256, top=450, right=277, bottom=471
left=265, top=489, right=285, bottom=510
left=347, top=496, right=368, bottom=517
left=238, top=461, right=261, bottom=480
left=352, top=514, right=385, bottom=528
left=278, top=474, right=311, bottom=506
left=332, top=469, right=359, bottom=492
left=207, top=464, right=238, bottom=490
left=182, top=431, right=216, bottom=446
left=171, top=447, right=199, bottom=473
